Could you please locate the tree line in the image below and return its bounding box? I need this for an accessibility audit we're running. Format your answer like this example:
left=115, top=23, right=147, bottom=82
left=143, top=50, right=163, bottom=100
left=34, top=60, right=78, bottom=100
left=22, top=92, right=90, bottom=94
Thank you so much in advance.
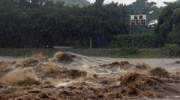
left=0, top=0, right=178, bottom=48
left=0, top=0, right=129, bottom=48
left=156, top=0, right=180, bottom=46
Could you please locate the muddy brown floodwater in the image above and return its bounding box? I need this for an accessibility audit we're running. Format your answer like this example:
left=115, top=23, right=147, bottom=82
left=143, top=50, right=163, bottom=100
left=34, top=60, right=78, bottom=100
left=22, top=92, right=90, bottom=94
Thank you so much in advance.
left=0, top=52, right=180, bottom=100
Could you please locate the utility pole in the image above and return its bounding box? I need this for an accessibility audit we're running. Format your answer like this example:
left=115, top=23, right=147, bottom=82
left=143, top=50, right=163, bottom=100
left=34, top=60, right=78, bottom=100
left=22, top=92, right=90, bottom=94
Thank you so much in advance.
left=89, top=37, right=93, bottom=49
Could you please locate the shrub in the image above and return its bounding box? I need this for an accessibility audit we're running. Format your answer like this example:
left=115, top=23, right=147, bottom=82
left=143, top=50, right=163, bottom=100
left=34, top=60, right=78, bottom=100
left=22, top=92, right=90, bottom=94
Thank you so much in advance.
left=124, top=48, right=139, bottom=55
left=163, top=44, right=180, bottom=56
left=111, top=34, right=157, bottom=48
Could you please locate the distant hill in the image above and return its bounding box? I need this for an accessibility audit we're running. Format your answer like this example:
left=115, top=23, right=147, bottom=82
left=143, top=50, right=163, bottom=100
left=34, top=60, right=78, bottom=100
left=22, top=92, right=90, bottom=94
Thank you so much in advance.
left=52, top=0, right=90, bottom=6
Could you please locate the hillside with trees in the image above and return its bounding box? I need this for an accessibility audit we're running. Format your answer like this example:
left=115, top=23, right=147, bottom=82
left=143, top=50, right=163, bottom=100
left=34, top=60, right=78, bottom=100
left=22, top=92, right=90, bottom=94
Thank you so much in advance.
left=156, top=0, right=180, bottom=46
left=0, top=0, right=128, bottom=48
left=51, top=0, right=90, bottom=6
left=0, top=0, right=179, bottom=49
left=128, top=0, right=159, bottom=22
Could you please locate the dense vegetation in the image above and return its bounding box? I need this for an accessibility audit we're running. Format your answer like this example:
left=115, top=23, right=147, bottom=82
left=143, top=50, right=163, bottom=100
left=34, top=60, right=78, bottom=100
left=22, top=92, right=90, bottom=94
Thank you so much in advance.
left=0, top=0, right=129, bottom=48
left=128, top=0, right=159, bottom=23
left=156, top=0, right=180, bottom=46
left=0, top=0, right=179, bottom=49
left=51, top=0, right=90, bottom=6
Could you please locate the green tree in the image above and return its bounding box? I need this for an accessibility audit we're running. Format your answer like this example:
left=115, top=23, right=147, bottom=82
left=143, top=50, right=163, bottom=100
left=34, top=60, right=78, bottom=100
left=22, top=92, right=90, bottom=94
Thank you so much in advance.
left=156, top=1, right=180, bottom=46
left=0, top=0, right=129, bottom=48
left=128, top=0, right=159, bottom=22
left=94, top=0, right=104, bottom=7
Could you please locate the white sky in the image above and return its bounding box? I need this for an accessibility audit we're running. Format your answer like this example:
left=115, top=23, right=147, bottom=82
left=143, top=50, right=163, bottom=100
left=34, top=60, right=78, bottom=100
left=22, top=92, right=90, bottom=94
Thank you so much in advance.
left=88, top=0, right=177, bottom=7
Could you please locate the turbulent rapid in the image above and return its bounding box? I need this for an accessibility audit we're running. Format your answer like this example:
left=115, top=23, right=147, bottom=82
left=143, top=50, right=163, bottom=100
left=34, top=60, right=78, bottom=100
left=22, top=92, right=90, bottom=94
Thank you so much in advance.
left=0, top=52, right=180, bottom=100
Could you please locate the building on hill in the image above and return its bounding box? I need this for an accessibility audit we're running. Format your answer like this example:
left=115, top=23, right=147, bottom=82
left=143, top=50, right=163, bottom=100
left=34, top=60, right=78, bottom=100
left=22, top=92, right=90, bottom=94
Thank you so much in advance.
left=129, top=14, right=149, bottom=33
left=130, top=14, right=147, bottom=26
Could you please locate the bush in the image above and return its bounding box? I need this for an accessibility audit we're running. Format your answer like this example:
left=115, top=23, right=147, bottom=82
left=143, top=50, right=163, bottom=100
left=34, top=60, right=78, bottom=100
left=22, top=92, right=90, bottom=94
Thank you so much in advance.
left=111, top=34, right=157, bottom=48
left=163, top=44, right=180, bottom=56
left=124, top=48, right=140, bottom=55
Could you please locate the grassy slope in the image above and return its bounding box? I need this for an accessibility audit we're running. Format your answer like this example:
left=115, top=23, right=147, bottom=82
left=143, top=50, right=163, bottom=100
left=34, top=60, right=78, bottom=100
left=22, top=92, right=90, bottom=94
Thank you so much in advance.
left=0, top=48, right=171, bottom=58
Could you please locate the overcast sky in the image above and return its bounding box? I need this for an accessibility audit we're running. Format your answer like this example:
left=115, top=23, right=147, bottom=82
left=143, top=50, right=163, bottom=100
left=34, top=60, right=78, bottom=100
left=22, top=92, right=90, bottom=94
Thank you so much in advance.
left=88, top=0, right=177, bottom=7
